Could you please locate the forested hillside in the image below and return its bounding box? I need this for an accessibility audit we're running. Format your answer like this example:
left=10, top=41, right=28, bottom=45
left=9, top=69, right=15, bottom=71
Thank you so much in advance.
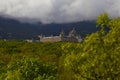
left=0, top=13, right=120, bottom=80
left=0, top=17, right=98, bottom=39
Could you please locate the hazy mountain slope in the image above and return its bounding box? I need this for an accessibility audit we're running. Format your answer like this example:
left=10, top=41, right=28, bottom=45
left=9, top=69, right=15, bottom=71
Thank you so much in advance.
left=0, top=17, right=99, bottom=39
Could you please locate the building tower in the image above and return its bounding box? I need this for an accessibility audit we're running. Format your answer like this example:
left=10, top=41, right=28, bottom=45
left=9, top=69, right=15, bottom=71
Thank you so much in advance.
left=68, top=28, right=77, bottom=38
left=59, top=30, right=65, bottom=37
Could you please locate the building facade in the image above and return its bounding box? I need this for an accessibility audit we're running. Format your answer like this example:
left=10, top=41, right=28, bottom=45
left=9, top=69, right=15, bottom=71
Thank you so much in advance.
left=39, top=28, right=81, bottom=42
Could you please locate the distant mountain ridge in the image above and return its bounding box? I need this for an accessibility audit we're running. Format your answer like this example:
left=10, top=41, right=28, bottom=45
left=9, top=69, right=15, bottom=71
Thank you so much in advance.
left=0, top=17, right=99, bottom=40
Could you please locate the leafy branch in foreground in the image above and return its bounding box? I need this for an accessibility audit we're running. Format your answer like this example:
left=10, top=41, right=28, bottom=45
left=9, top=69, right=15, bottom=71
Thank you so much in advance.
left=64, top=13, right=120, bottom=80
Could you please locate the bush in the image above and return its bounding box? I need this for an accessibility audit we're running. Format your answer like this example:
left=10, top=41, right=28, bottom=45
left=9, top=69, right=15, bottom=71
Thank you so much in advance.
left=5, top=57, right=57, bottom=80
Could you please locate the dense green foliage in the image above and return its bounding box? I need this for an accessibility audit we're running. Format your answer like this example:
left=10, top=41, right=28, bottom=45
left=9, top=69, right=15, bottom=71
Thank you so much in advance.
left=0, top=41, right=62, bottom=80
left=64, top=13, right=120, bottom=80
left=0, top=13, right=120, bottom=80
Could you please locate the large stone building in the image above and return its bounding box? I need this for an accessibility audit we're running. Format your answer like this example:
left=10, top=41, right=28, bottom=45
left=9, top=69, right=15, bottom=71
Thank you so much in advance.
left=39, top=28, right=81, bottom=42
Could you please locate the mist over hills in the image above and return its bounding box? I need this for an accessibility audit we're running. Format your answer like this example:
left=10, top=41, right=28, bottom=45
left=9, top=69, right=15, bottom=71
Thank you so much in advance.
left=0, top=17, right=99, bottom=40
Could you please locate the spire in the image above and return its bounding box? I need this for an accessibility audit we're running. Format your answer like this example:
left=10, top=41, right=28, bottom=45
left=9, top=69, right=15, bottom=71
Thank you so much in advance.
left=38, top=34, right=43, bottom=39
left=60, top=29, right=64, bottom=37
left=69, top=28, right=77, bottom=37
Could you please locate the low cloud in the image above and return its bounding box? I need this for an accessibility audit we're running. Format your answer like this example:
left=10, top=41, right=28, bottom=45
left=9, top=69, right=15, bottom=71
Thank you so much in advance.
left=0, top=0, right=120, bottom=24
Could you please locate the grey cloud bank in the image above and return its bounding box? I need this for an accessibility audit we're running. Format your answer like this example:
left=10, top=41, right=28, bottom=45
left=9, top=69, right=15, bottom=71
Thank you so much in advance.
left=0, top=0, right=120, bottom=24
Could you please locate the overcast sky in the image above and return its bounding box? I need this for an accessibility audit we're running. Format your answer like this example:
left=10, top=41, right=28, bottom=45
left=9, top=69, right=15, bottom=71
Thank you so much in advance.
left=0, top=0, right=120, bottom=24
